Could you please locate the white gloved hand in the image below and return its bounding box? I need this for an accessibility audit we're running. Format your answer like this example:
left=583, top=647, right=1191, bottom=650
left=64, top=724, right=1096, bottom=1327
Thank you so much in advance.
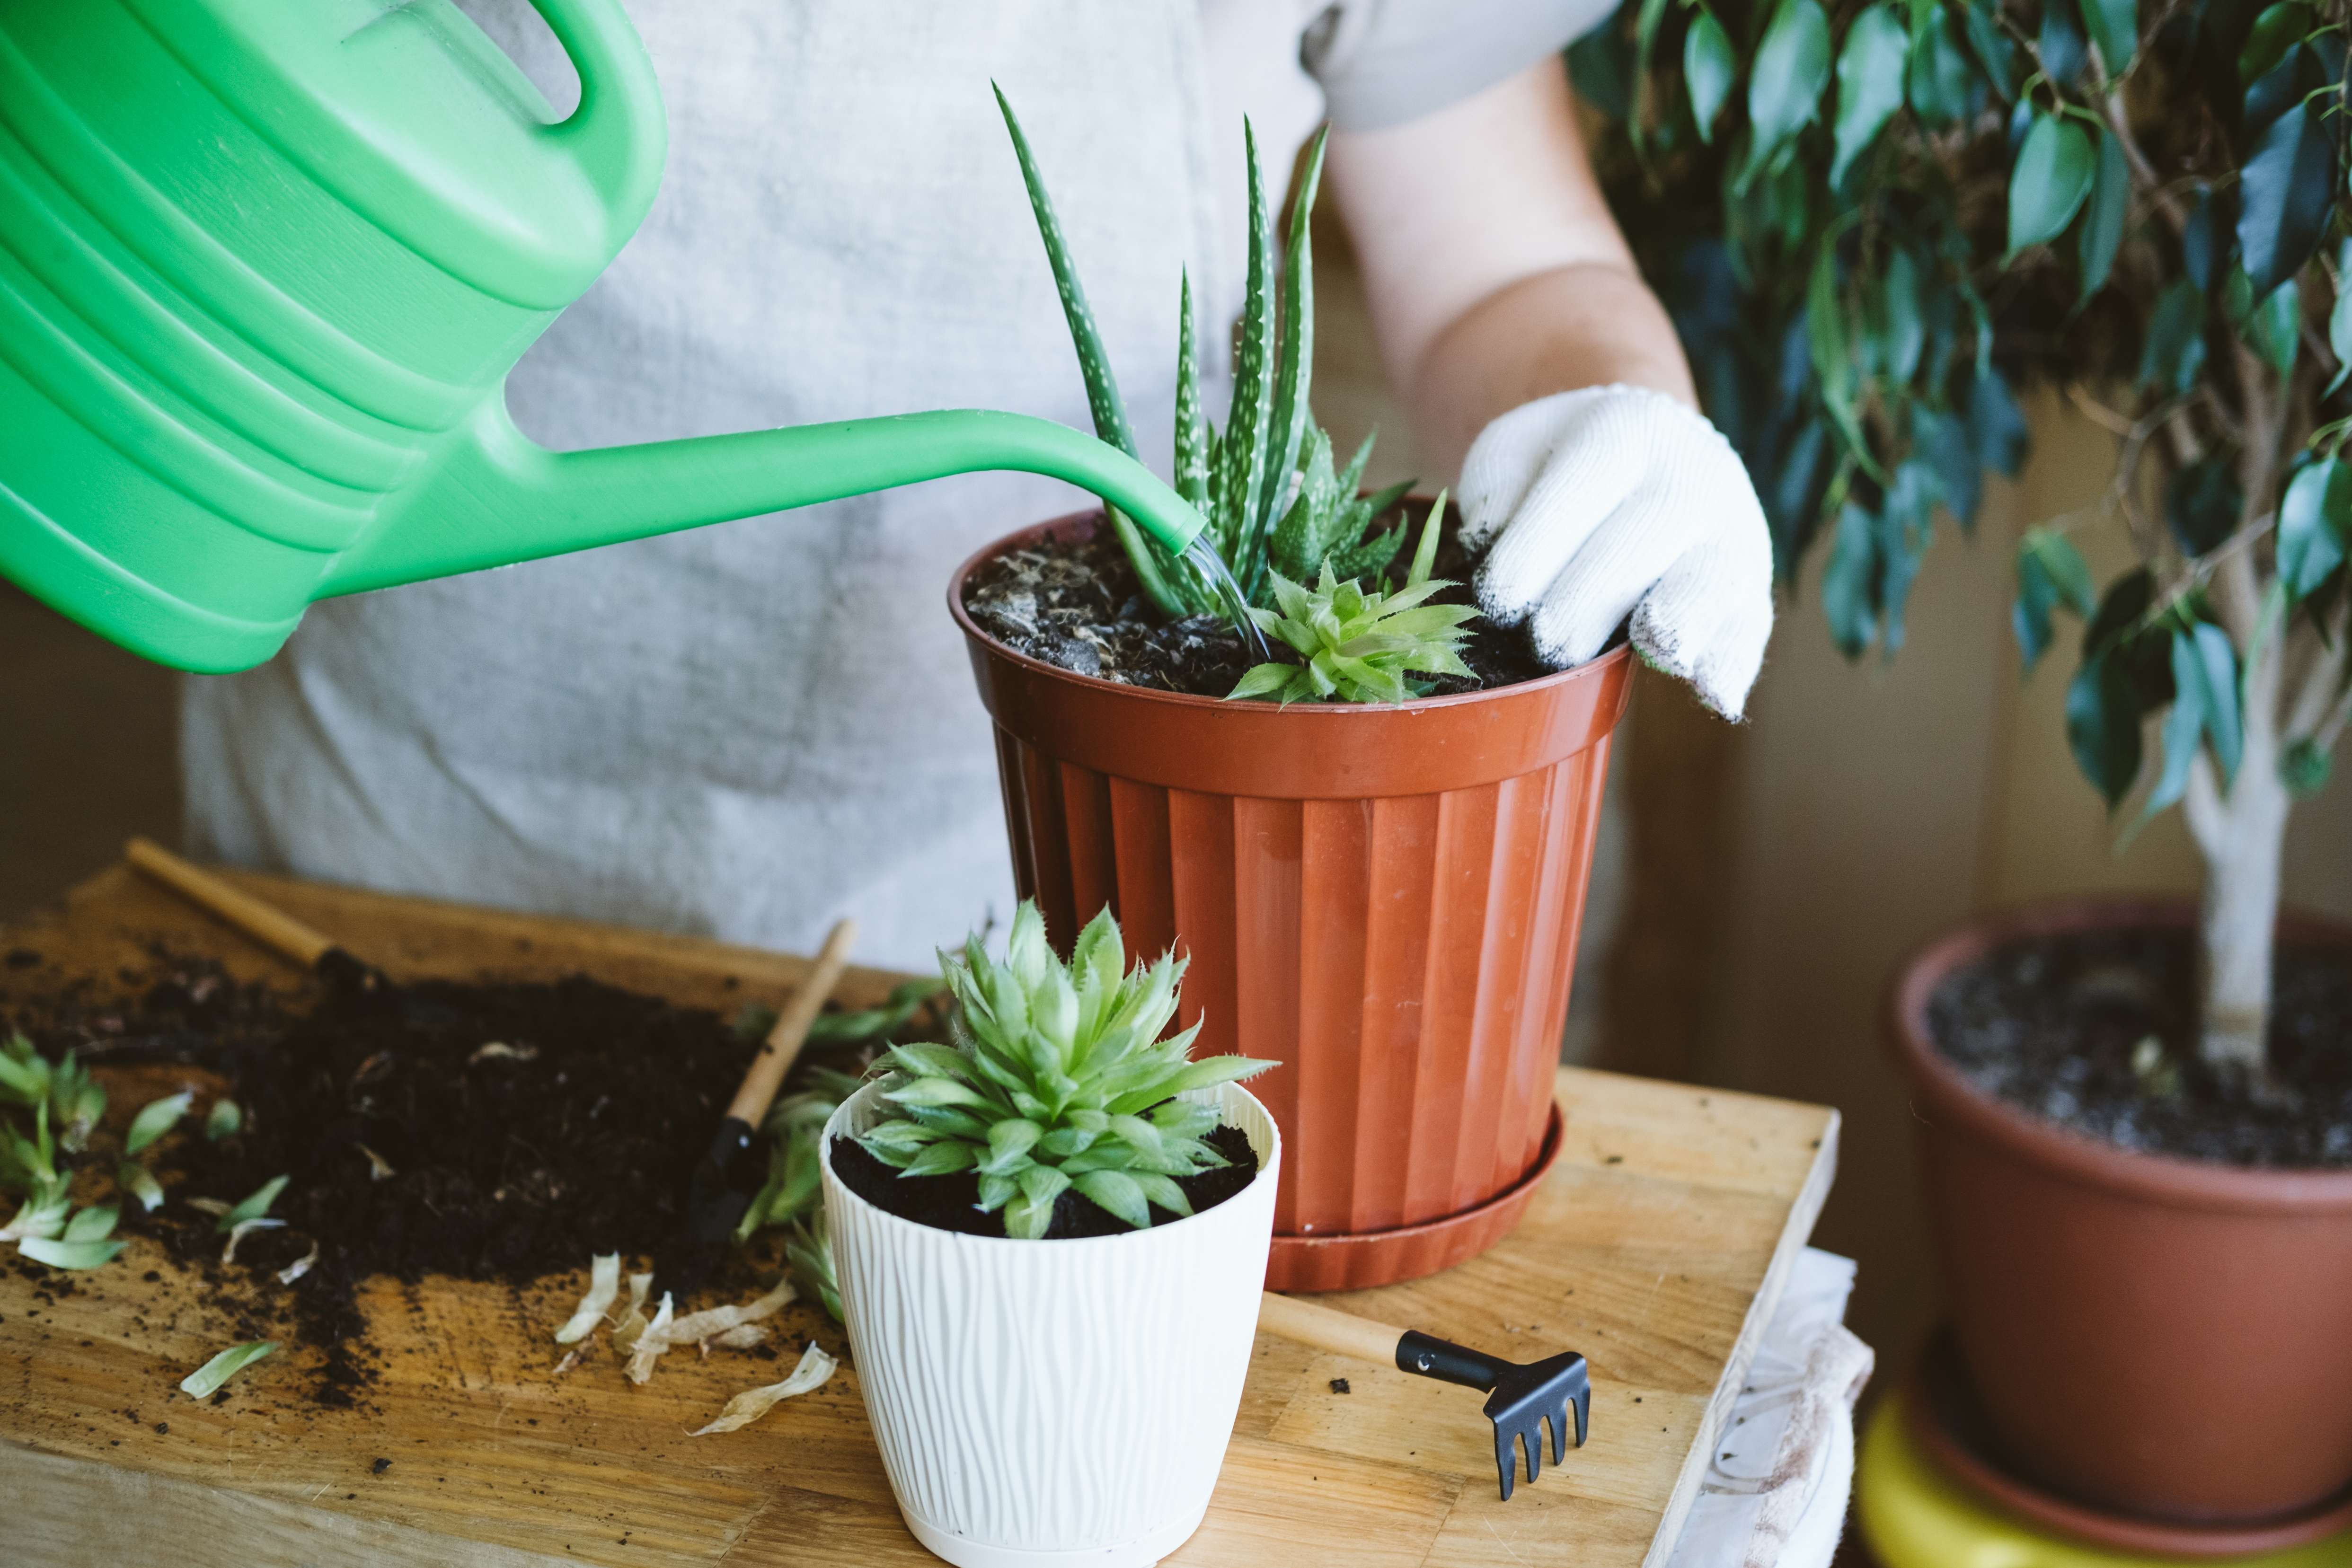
left=1458, top=384, right=1775, bottom=719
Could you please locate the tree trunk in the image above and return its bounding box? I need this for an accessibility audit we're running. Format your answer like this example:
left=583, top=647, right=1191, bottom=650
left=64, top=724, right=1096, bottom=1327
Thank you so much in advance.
left=2184, top=632, right=2291, bottom=1080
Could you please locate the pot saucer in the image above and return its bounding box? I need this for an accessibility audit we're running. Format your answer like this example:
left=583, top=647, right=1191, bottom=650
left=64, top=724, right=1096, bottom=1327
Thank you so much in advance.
left=1906, top=1328, right=2352, bottom=1558
left=1265, top=1104, right=1564, bottom=1292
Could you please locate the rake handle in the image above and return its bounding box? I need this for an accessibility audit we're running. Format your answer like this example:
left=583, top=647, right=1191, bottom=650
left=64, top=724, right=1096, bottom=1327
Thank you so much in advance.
left=126, top=837, right=335, bottom=969
left=722, top=918, right=859, bottom=1127
left=1256, top=1291, right=1406, bottom=1366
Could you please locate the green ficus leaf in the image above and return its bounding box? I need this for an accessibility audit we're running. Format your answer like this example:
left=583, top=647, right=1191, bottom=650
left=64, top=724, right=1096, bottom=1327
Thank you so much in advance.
left=1879, top=248, right=1925, bottom=386
left=2238, top=99, right=2336, bottom=300
left=2080, top=0, right=2136, bottom=76
left=2330, top=241, right=2352, bottom=395
left=1830, top=6, right=1907, bottom=187
left=2067, top=652, right=2147, bottom=807
left=2240, top=2, right=2312, bottom=85
left=2165, top=457, right=2243, bottom=557
left=2280, top=457, right=2352, bottom=597
left=2078, top=129, right=2129, bottom=300
left=2038, top=0, right=2090, bottom=84
left=124, top=1091, right=193, bottom=1157
left=1685, top=10, right=1737, bottom=144
left=179, top=1339, right=279, bottom=1398
left=2139, top=280, right=2209, bottom=395
left=2006, top=114, right=2097, bottom=260
left=1821, top=502, right=1881, bottom=658
left=1906, top=9, right=1976, bottom=125
left=1748, top=0, right=1833, bottom=160
left=2012, top=528, right=2096, bottom=670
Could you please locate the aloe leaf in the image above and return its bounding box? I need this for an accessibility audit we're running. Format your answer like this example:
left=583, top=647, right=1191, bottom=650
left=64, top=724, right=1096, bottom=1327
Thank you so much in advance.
left=217, top=1174, right=289, bottom=1233
left=179, top=1339, right=279, bottom=1398
left=125, top=1092, right=193, bottom=1157
left=1407, top=493, right=1447, bottom=588
left=20, top=1236, right=124, bottom=1270
left=1260, top=128, right=1328, bottom=562
left=1221, top=119, right=1278, bottom=594
left=993, top=84, right=1185, bottom=617
left=1174, top=272, right=1210, bottom=511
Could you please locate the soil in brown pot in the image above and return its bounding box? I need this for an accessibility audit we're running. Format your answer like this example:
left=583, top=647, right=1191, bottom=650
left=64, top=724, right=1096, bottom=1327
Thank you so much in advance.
left=4, top=953, right=920, bottom=1404
left=961, top=520, right=1555, bottom=697
left=829, top=1124, right=1259, bottom=1238
left=1928, top=928, right=2352, bottom=1167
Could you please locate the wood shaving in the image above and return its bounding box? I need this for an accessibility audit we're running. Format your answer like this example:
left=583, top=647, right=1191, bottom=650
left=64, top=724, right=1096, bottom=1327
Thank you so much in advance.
left=553, top=1252, right=621, bottom=1344
left=662, top=1274, right=796, bottom=1346
left=469, top=1041, right=538, bottom=1064
left=355, top=1143, right=396, bottom=1180
left=624, top=1291, right=673, bottom=1385
left=185, top=1198, right=232, bottom=1217
left=276, top=1240, right=321, bottom=1285
left=689, top=1342, right=838, bottom=1435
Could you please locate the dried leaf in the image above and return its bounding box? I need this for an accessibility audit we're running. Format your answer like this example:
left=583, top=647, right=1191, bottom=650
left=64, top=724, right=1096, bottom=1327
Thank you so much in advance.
left=355, top=1143, right=395, bottom=1181
left=179, top=1339, right=278, bottom=1398
left=221, top=1216, right=286, bottom=1263
left=553, top=1252, right=622, bottom=1344
left=277, top=1240, right=320, bottom=1285
left=663, top=1274, right=796, bottom=1347
left=689, top=1342, right=839, bottom=1435
left=625, top=1292, right=674, bottom=1385
left=185, top=1197, right=232, bottom=1217
left=700, top=1324, right=768, bottom=1357
left=469, top=1041, right=538, bottom=1065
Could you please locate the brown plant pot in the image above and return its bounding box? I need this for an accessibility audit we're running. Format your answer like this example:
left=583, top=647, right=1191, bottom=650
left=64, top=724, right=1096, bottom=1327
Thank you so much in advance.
left=1888, top=897, right=2352, bottom=1525
left=950, top=509, right=1631, bottom=1291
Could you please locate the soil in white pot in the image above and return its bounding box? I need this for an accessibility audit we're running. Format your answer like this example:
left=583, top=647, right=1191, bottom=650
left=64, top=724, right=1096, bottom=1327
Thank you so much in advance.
left=829, top=1123, right=1258, bottom=1238
left=962, top=520, right=1553, bottom=696
left=1929, top=928, right=2352, bottom=1167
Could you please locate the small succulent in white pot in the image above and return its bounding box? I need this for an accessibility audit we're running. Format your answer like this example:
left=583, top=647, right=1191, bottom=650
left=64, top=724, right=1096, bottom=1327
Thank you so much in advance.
left=821, top=902, right=1279, bottom=1568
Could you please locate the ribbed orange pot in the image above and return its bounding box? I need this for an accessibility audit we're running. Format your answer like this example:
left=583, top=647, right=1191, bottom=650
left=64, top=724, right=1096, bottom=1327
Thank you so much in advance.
left=1890, top=898, right=2352, bottom=1525
left=951, top=510, right=1631, bottom=1291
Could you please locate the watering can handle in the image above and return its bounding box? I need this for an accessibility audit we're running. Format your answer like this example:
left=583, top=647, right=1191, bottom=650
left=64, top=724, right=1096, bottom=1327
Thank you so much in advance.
left=525, top=0, right=667, bottom=247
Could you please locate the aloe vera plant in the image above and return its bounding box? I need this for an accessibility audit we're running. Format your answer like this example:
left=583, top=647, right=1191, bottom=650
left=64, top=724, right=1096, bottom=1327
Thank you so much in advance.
left=1232, top=498, right=1477, bottom=705
left=857, top=901, right=1273, bottom=1239
left=998, top=91, right=1428, bottom=638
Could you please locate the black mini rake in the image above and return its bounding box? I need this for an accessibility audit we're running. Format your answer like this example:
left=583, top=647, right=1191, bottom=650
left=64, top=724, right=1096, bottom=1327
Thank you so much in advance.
left=1257, top=1290, right=1592, bottom=1500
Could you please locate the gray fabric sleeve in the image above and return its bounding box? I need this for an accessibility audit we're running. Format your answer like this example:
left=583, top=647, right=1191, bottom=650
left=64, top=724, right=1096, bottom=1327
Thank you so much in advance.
left=1302, top=0, right=1621, bottom=131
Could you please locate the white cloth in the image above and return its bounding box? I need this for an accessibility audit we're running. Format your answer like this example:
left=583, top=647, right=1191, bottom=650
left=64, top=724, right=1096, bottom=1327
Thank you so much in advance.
left=1458, top=384, right=1776, bottom=719
left=180, top=0, right=1616, bottom=969
left=1667, top=1249, right=1875, bottom=1568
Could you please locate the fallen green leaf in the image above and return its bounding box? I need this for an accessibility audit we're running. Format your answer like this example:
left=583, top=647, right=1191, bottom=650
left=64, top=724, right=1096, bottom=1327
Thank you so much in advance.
left=125, top=1091, right=194, bottom=1156
left=179, top=1339, right=279, bottom=1398
left=217, top=1174, right=289, bottom=1233
left=19, top=1236, right=125, bottom=1270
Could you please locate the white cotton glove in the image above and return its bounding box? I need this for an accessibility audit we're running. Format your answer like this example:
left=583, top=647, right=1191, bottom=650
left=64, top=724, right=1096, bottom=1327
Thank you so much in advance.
left=1458, top=384, right=1775, bottom=719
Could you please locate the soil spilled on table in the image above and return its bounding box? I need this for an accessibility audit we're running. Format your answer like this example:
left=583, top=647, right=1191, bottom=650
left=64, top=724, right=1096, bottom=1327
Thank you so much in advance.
left=6, top=955, right=916, bottom=1406
left=962, top=513, right=1555, bottom=698
left=830, top=1122, right=1259, bottom=1238
left=1928, top=927, right=2352, bottom=1167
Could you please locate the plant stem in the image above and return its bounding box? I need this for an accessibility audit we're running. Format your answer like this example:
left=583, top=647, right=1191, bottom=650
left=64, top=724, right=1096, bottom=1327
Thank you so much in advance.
left=2184, top=638, right=2290, bottom=1083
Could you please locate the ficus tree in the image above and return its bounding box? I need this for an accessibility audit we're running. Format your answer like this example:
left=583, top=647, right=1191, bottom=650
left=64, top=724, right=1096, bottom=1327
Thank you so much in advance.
left=1568, top=0, right=2352, bottom=1085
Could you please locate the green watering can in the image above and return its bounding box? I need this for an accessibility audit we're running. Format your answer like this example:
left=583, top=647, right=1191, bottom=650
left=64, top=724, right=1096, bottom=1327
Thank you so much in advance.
left=0, top=0, right=1208, bottom=673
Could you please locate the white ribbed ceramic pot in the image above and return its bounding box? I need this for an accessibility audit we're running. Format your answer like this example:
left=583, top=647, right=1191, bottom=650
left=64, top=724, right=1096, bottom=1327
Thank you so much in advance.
left=822, top=1079, right=1280, bottom=1568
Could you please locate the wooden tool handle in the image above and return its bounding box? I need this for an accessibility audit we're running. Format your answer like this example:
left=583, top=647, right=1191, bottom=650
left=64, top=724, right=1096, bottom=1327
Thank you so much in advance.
left=724, top=918, right=859, bottom=1126
left=1257, top=1291, right=1404, bottom=1367
left=125, top=837, right=334, bottom=969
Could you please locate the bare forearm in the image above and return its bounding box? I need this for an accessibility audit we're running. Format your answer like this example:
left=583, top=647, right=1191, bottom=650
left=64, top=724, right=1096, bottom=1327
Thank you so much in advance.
left=1328, top=59, right=1693, bottom=478
left=1407, top=262, right=1693, bottom=473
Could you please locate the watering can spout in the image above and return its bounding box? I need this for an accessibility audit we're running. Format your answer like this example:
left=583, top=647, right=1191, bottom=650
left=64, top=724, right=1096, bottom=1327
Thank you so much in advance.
left=332, top=403, right=1204, bottom=600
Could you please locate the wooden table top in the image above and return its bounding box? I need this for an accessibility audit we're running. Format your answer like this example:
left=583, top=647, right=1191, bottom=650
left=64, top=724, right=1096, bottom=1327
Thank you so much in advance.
left=0, top=861, right=1836, bottom=1568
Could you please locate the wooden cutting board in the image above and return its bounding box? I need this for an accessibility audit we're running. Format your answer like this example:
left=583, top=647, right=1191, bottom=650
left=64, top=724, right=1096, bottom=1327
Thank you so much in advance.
left=0, top=861, right=1837, bottom=1568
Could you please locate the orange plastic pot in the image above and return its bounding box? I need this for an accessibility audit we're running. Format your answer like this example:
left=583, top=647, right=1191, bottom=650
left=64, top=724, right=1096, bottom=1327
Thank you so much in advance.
left=950, top=510, right=1630, bottom=1290
left=1889, top=898, right=2352, bottom=1526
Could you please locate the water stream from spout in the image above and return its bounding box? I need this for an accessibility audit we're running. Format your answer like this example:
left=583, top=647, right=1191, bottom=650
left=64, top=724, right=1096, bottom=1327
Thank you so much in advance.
left=1179, top=534, right=1273, bottom=667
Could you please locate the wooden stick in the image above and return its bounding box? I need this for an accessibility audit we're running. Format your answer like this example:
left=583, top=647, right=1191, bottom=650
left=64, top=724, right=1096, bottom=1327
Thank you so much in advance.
left=124, top=837, right=333, bottom=969
left=1256, top=1291, right=1404, bottom=1367
left=722, top=918, right=859, bottom=1127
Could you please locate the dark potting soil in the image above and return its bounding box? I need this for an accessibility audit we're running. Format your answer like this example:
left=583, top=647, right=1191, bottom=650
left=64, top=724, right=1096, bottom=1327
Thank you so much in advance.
left=829, top=1121, right=1259, bottom=1238
left=962, top=521, right=1556, bottom=699
left=1927, top=928, right=2352, bottom=1168
left=5, top=953, right=910, bottom=1405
